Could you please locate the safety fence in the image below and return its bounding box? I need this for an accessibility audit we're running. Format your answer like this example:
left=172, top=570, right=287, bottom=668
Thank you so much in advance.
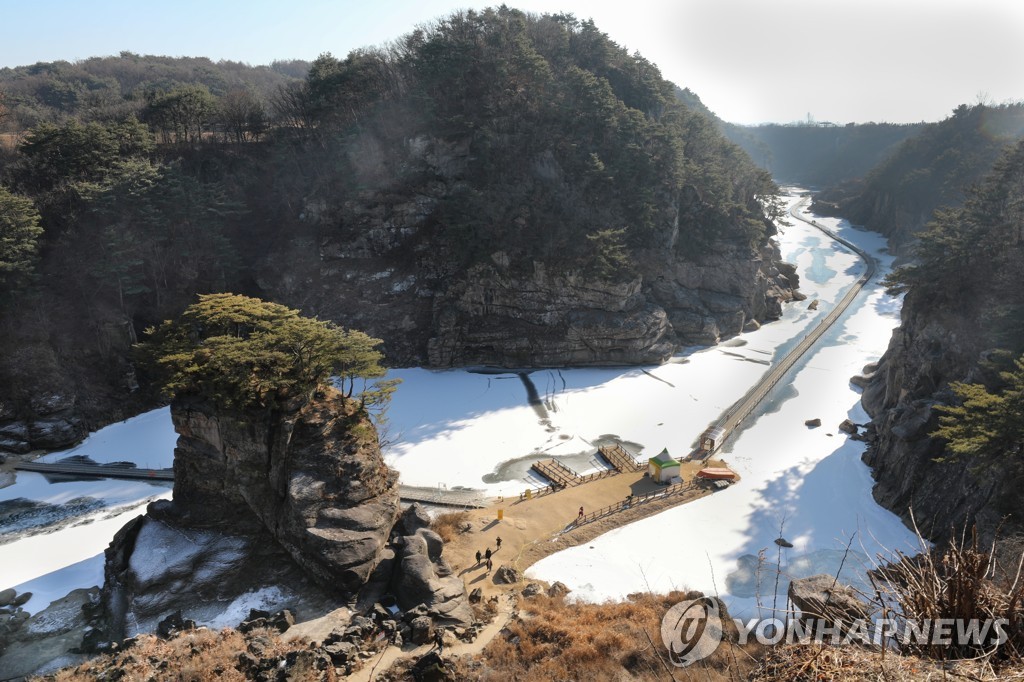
left=572, top=480, right=694, bottom=527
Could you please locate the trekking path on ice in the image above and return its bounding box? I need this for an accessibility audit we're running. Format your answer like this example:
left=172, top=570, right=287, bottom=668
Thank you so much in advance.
left=706, top=194, right=876, bottom=454
left=12, top=461, right=487, bottom=508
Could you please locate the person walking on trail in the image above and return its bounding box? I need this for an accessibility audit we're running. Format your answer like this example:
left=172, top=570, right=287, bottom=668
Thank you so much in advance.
left=485, top=547, right=492, bottom=561
left=433, top=627, right=445, bottom=654
left=495, top=536, right=502, bottom=550
left=486, top=557, right=493, bottom=573
left=578, top=506, right=584, bottom=521
left=475, top=550, right=482, bottom=565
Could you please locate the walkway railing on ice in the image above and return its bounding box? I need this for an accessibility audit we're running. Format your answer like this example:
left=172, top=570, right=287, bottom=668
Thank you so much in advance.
left=518, top=464, right=617, bottom=501
left=572, top=480, right=694, bottom=527
left=697, top=197, right=877, bottom=458
left=598, top=444, right=644, bottom=472
left=530, top=459, right=580, bottom=488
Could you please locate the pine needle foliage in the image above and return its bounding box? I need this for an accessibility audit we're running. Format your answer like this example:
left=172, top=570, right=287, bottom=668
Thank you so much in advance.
left=137, top=293, right=389, bottom=412
left=933, top=355, right=1024, bottom=460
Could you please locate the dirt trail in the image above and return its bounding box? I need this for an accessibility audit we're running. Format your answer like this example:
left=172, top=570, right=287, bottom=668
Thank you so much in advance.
left=336, top=461, right=725, bottom=679
left=349, top=595, right=516, bottom=682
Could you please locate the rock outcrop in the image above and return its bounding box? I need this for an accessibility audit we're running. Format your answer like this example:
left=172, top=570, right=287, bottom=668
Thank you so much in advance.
left=428, top=264, right=674, bottom=366
left=0, top=587, right=98, bottom=678
left=788, top=574, right=872, bottom=626
left=390, top=504, right=473, bottom=626
left=100, top=503, right=335, bottom=639
left=861, top=291, right=1013, bottom=543
left=169, top=388, right=400, bottom=591
left=99, top=386, right=404, bottom=639
left=0, top=392, right=86, bottom=454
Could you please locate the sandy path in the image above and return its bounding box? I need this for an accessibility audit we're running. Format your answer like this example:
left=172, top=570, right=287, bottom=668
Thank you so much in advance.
left=443, top=458, right=726, bottom=598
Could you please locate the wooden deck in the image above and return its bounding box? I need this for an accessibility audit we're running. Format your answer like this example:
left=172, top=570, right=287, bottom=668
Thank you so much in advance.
left=598, top=444, right=644, bottom=473
left=530, top=458, right=582, bottom=488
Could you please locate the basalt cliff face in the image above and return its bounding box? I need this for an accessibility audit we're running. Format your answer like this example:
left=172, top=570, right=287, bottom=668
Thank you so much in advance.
left=99, top=387, right=417, bottom=639
left=860, top=139, right=1024, bottom=543
left=426, top=235, right=799, bottom=367
left=860, top=293, right=1008, bottom=542
left=266, top=140, right=801, bottom=369
left=169, top=389, right=401, bottom=589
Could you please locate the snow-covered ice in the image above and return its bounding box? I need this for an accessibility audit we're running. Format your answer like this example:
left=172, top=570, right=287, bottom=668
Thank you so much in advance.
left=38, top=405, right=177, bottom=468
left=0, top=471, right=169, bottom=507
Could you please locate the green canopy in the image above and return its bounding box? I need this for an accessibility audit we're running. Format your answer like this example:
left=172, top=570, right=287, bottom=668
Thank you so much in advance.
left=649, top=448, right=680, bottom=468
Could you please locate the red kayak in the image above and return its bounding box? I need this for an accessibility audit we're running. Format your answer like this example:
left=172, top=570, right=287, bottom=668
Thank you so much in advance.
left=696, top=467, right=738, bottom=481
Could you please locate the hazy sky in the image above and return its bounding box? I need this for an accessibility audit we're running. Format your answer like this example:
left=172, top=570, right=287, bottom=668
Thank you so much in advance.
left=2, top=0, right=1022, bottom=124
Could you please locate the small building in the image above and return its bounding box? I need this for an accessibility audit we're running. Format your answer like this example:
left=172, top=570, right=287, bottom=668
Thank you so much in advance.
left=648, top=449, right=681, bottom=483
left=700, top=426, right=726, bottom=453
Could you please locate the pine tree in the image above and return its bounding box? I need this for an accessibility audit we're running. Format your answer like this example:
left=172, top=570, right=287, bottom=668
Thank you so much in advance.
left=933, top=356, right=1024, bottom=459
left=138, top=293, right=394, bottom=413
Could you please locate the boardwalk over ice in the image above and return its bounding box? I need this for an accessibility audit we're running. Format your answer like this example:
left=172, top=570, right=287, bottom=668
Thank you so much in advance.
left=11, top=461, right=489, bottom=509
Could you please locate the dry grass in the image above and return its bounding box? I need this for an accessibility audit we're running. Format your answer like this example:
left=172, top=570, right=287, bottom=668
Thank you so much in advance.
left=752, top=642, right=1024, bottom=681
left=36, top=627, right=310, bottom=682
left=445, top=591, right=762, bottom=682
left=874, top=524, right=1024, bottom=662
left=431, top=510, right=470, bottom=543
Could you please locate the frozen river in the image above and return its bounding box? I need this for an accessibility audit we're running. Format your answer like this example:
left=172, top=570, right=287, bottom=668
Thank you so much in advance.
left=0, top=188, right=918, bottom=619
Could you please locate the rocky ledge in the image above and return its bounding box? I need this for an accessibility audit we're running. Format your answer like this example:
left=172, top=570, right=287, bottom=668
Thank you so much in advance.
left=0, top=392, right=86, bottom=455
left=427, top=238, right=800, bottom=367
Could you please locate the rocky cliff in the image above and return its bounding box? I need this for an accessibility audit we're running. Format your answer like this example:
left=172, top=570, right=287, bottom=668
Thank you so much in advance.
left=266, top=135, right=801, bottom=369
left=860, top=139, right=1024, bottom=544
left=0, top=392, right=86, bottom=454
left=425, top=235, right=799, bottom=367
left=99, top=387, right=409, bottom=639
left=861, top=293, right=1009, bottom=541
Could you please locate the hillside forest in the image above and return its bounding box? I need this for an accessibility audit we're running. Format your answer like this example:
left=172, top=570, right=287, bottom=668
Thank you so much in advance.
left=0, top=8, right=780, bottom=446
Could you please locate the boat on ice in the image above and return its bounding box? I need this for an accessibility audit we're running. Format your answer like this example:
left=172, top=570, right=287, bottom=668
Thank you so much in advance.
left=696, top=467, right=738, bottom=481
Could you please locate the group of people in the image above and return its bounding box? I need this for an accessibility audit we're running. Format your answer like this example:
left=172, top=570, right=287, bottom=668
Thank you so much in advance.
left=475, top=536, right=502, bottom=573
